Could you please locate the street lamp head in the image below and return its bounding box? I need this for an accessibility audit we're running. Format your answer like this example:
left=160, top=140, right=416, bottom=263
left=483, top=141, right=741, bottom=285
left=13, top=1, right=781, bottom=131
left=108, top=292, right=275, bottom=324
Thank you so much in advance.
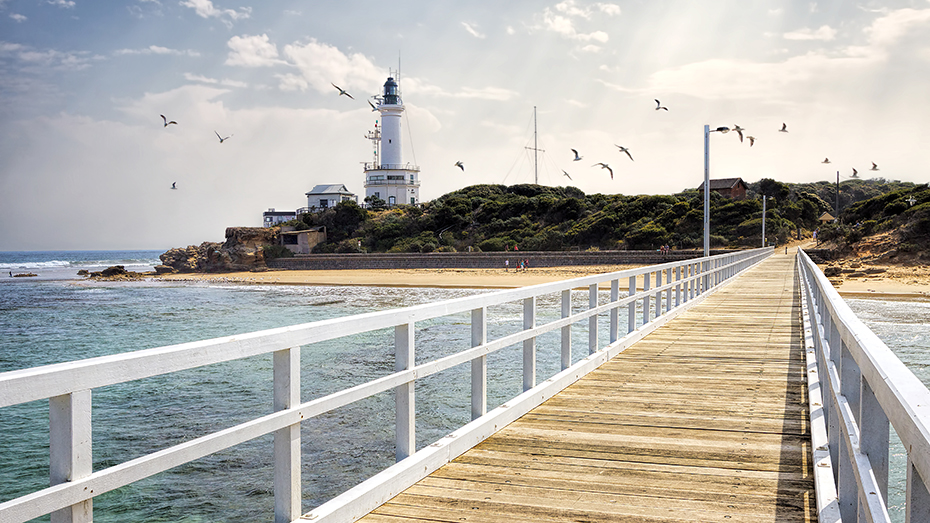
left=711, top=126, right=730, bottom=133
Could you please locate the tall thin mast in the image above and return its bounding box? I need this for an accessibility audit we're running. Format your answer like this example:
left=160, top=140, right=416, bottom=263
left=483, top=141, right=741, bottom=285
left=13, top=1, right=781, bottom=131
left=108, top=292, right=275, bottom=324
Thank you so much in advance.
left=534, top=106, right=538, bottom=184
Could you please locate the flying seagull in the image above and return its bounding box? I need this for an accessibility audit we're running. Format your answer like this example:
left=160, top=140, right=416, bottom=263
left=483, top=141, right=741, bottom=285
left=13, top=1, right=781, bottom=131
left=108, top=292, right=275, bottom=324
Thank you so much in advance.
left=454, top=161, right=464, bottom=171
left=171, top=182, right=177, bottom=190
left=732, top=124, right=745, bottom=142
left=367, top=100, right=377, bottom=111
left=160, top=115, right=177, bottom=127
left=593, top=162, right=614, bottom=180
left=331, top=83, right=354, bottom=100
left=779, top=123, right=788, bottom=132
left=214, top=131, right=232, bottom=143
left=614, top=145, right=634, bottom=161
left=571, top=148, right=583, bottom=161
left=747, top=136, right=756, bottom=147
left=851, top=168, right=858, bottom=178
left=562, top=170, right=572, bottom=181
left=871, top=162, right=879, bottom=171
left=822, top=158, right=831, bottom=164
left=654, top=99, right=668, bottom=111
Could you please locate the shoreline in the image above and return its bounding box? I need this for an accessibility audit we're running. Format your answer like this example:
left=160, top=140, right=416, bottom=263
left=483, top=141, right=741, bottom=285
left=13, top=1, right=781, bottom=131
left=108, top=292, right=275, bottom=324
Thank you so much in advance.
left=154, top=263, right=930, bottom=300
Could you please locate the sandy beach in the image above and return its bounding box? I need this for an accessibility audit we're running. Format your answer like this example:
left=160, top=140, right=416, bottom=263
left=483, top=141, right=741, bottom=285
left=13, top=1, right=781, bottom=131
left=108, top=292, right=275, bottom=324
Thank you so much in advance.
left=156, top=255, right=930, bottom=300
left=157, top=265, right=646, bottom=289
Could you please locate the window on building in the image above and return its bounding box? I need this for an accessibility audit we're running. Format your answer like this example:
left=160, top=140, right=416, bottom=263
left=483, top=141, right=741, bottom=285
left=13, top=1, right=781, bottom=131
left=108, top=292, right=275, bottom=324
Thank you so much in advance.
left=410, top=197, right=416, bottom=205
left=319, top=200, right=328, bottom=208
left=388, top=196, right=396, bottom=206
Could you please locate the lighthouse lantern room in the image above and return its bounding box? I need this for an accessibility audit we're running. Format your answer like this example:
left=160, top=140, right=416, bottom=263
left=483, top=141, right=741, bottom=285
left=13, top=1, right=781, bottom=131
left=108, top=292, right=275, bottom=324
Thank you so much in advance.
left=364, top=76, right=420, bottom=207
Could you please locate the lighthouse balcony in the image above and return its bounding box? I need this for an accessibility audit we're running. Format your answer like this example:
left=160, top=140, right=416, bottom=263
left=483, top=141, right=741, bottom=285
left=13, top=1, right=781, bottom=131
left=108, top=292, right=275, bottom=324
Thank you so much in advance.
left=365, top=177, right=421, bottom=187
left=363, top=162, right=420, bottom=172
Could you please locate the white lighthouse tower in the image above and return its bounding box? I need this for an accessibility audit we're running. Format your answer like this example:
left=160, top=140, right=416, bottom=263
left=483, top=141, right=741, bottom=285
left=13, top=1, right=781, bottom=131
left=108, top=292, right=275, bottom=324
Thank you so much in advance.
left=363, top=76, right=420, bottom=206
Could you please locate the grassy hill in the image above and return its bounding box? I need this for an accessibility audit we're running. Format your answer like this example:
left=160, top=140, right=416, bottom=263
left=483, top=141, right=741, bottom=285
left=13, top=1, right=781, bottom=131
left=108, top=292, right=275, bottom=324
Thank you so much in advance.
left=286, top=178, right=920, bottom=255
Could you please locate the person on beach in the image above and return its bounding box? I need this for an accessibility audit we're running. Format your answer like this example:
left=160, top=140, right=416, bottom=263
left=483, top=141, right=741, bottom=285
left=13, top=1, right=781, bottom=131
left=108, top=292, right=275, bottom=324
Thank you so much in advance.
left=505, top=259, right=509, bottom=271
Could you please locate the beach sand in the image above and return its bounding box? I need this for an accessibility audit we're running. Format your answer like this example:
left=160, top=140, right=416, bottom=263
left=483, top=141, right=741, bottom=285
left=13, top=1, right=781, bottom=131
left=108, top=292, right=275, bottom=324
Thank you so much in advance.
left=157, top=265, right=646, bottom=289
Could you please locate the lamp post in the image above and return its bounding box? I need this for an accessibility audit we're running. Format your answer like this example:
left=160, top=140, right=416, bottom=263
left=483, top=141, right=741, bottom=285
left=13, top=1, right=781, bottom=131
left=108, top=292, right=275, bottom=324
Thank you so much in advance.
left=762, top=196, right=770, bottom=248
left=703, top=125, right=730, bottom=257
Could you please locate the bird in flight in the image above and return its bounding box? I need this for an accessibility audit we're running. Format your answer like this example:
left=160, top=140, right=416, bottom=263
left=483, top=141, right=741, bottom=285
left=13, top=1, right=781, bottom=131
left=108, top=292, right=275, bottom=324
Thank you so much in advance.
left=851, top=168, right=858, bottom=178
left=160, top=115, right=177, bottom=127
left=871, top=162, right=879, bottom=171
left=214, top=131, right=232, bottom=143
left=654, top=99, right=668, bottom=111
left=593, top=162, right=614, bottom=179
left=822, top=158, right=831, bottom=164
left=562, top=170, right=572, bottom=180
left=367, top=100, right=377, bottom=111
left=779, top=123, right=788, bottom=132
left=331, top=83, right=354, bottom=99
left=615, top=145, right=634, bottom=161
left=747, top=136, right=756, bottom=147
left=171, top=182, right=177, bottom=190
left=454, top=161, right=464, bottom=171
left=732, top=125, right=745, bottom=142
left=571, top=148, right=583, bottom=161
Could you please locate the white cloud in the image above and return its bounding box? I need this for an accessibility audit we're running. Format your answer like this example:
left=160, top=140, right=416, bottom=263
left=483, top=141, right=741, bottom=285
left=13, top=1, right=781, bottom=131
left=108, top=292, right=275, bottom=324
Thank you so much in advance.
left=180, top=0, right=251, bottom=26
left=47, top=0, right=75, bottom=8
left=185, top=72, right=247, bottom=88
left=279, top=39, right=384, bottom=94
left=866, top=8, right=930, bottom=48
left=115, top=45, right=200, bottom=57
left=783, top=25, right=837, bottom=41
left=596, top=3, right=621, bottom=16
left=225, top=34, right=283, bottom=67
left=579, top=44, right=601, bottom=53
left=539, top=6, right=610, bottom=43
left=9, top=13, right=26, bottom=22
left=506, top=25, right=515, bottom=35
left=1, top=43, right=99, bottom=70
left=462, top=22, right=486, bottom=39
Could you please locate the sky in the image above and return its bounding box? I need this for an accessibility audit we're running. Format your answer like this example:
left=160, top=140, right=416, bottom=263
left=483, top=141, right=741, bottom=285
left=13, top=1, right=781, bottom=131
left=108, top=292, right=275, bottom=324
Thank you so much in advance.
left=1, top=0, right=928, bottom=250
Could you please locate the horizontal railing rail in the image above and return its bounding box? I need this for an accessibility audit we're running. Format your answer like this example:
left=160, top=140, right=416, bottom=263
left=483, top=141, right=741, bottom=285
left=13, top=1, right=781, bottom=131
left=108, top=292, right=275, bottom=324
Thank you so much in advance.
left=0, top=248, right=772, bottom=523
left=797, top=249, right=930, bottom=523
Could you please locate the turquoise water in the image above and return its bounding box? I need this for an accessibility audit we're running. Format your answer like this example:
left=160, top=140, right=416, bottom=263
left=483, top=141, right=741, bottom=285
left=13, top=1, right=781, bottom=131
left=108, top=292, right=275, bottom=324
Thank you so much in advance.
left=0, top=250, right=614, bottom=522
left=1, top=252, right=927, bottom=522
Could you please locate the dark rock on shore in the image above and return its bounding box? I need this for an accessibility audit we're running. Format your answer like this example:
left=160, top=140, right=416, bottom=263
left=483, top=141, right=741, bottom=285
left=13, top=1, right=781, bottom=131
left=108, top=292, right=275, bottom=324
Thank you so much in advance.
left=159, top=227, right=278, bottom=273
left=13, top=273, right=38, bottom=278
left=82, top=265, right=147, bottom=281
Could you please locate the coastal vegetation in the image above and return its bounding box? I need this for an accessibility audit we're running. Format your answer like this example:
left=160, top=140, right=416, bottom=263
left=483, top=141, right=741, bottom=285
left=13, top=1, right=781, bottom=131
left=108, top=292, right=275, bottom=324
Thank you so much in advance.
left=291, top=178, right=920, bottom=254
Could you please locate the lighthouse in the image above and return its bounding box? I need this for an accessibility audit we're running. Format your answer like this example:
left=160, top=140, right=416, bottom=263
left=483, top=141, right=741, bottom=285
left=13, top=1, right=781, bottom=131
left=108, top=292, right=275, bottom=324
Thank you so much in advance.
left=363, top=76, right=420, bottom=206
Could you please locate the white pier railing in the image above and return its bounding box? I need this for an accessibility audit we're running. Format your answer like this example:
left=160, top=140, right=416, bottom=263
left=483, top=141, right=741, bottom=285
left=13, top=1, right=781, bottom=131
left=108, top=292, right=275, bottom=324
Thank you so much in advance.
left=798, top=250, right=930, bottom=523
left=0, top=248, right=771, bottom=523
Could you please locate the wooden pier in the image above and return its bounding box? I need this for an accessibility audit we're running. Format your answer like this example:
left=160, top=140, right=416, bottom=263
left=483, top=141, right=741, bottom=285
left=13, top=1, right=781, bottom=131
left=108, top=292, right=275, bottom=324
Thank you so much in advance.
left=352, top=251, right=815, bottom=522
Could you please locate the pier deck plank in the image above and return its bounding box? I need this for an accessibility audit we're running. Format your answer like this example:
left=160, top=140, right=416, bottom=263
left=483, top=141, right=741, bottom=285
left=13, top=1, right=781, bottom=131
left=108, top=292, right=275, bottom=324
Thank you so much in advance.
left=356, top=251, right=814, bottom=522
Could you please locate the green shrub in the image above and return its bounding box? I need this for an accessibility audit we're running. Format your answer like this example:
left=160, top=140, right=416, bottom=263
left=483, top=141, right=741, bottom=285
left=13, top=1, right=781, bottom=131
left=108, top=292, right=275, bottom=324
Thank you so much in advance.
left=262, top=245, right=294, bottom=259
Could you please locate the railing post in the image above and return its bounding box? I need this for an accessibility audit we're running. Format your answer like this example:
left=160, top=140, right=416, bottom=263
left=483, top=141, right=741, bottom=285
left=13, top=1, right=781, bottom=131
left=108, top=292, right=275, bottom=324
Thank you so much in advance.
left=273, top=347, right=301, bottom=523
left=523, top=297, right=536, bottom=392
left=561, top=290, right=571, bottom=370
left=609, top=279, right=619, bottom=343
left=395, top=324, right=415, bottom=461
left=860, top=377, right=889, bottom=504
left=675, top=265, right=681, bottom=307
left=471, top=307, right=487, bottom=420
left=627, top=276, right=636, bottom=333
left=906, top=459, right=930, bottom=523
left=50, top=390, right=92, bottom=523
left=588, top=283, right=598, bottom=354
left=665, top=268, right=672, bottom=313
left=654, top=269, right=663, bottom=317
left=642, top=272, right=651, bottom=326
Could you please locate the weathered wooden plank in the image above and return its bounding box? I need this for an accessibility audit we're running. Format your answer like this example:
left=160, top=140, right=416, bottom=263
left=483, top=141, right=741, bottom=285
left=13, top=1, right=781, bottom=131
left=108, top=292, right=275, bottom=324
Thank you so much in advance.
left=356, top=251, right=815, bottom=523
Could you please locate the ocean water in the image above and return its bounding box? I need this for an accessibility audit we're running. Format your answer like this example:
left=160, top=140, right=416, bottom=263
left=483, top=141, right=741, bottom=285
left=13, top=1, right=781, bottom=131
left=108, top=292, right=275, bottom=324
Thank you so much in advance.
left=0, top=250, right=613, bottom=522
left=1, top=251, right=927, bottom=522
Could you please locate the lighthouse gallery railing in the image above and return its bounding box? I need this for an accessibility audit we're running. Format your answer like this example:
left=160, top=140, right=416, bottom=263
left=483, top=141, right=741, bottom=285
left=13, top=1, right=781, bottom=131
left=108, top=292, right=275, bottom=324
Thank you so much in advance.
left=798, top=249, right=930, bottom=523
left=0, top=248, right=772, bottom=523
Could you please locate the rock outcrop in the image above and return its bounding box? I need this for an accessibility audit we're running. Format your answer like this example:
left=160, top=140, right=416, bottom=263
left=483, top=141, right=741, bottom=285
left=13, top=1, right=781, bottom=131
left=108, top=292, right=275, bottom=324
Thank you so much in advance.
left=159, top=227, right=278, bottom=273
left=82, top=265, right=147, bottom=281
